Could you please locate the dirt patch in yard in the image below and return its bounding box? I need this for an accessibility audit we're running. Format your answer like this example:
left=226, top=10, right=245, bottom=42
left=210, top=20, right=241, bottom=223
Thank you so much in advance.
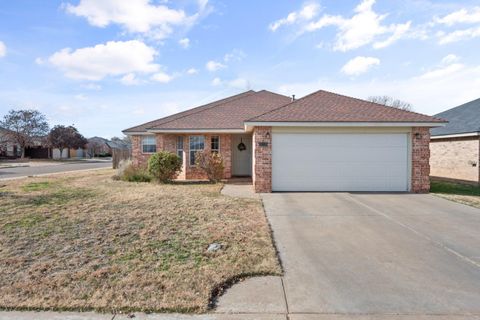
left=0, top=169, right=281, bottom=313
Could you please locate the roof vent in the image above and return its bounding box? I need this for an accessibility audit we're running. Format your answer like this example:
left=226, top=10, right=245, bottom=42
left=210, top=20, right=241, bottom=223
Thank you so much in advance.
left=291, top=94, right=295, bottom=102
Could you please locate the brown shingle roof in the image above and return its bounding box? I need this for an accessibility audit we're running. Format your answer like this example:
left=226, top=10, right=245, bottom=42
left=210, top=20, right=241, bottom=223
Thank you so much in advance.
left=123, top=90, right=257, bottom=133
left=249, top=90, right=446, bottom=123
left=123, top=90, right=291, bottom=132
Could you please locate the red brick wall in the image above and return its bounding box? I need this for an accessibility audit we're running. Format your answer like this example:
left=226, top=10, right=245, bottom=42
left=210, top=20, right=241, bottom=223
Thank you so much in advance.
left=131, top=135, right=154, bottom=167
left=184, top=134, right=232, bottom=180
left=412, top=127, right=431, bottom=193
left=253, top=126, right=272, bottom=193
left=131, top=134, right=232, bottom=180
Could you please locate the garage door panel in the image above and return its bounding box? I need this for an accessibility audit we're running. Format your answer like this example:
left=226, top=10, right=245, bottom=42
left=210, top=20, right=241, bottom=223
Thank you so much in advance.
left=272, top=133, right=409, bottom=192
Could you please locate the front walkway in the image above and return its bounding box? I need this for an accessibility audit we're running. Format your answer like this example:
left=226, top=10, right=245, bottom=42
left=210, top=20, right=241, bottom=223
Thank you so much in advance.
left=221, top=178, right=258, bottom=199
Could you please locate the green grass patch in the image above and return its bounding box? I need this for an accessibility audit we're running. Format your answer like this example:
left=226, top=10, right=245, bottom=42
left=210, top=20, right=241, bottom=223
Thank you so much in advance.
left=430, top=180, right=480, bottom=196
left=3, top=213, right=49, bottom=230
left=22, top=181, right=52, bottom=192
left=26, top=187, right=96, bottom=206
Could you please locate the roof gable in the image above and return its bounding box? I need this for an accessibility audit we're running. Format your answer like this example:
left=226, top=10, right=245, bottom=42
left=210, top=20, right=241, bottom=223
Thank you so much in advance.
left=123, top=90, right=291, bottom=133
left=431, top=98, right=480, bottom=136
left=249, top=90, right=445, bottom=123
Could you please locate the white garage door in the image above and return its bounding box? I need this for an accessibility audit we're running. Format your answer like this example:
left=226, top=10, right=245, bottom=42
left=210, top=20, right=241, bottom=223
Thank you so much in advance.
left=272, top=133, right=409, bottom=192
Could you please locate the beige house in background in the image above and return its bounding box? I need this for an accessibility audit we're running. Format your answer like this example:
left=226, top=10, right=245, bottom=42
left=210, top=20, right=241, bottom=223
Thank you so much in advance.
left=430, top=98, right=480, bottom=185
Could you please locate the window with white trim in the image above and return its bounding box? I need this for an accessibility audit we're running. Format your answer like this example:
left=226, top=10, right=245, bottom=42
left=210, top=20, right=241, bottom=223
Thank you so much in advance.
left=142, top=136, right=156, bottom=153
left=189, top=135, right=204, bottom=166
left=176, top=136, right=184, bottom=162
left=211, top=136, right=220, bottom=154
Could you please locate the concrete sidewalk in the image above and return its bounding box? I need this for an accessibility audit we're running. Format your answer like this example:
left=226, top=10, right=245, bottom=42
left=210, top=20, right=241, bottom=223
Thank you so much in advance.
left=0, top=311, right=285, bottom=320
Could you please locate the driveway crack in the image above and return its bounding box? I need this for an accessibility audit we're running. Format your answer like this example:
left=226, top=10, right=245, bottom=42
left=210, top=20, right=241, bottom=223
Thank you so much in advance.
left=280, top=277, right=290, bottom=317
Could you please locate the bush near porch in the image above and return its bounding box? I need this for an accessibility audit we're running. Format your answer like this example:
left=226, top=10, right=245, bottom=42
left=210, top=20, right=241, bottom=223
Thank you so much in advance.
left=0, top=169, right=281, bottom=313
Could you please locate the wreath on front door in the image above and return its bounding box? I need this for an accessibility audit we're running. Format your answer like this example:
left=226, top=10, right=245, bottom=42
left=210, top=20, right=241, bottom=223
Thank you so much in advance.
left=237, top=138, right=246, bottom=151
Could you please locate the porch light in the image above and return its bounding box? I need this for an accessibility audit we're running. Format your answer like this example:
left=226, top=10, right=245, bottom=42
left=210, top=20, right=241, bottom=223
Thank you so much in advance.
left=414, top=132, right=421, bottom=139
left=266, top=132, right=270, bottom=139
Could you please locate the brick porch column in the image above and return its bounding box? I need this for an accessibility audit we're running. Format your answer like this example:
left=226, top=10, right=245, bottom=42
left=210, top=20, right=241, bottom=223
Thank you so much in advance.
left=253, top=126, right=272, bottom=193
left=412, top=127, right=431, bottom=193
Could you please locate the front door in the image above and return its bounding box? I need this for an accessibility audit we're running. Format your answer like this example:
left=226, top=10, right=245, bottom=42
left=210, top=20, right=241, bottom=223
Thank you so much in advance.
left=232, top=134, right=252, bottom=176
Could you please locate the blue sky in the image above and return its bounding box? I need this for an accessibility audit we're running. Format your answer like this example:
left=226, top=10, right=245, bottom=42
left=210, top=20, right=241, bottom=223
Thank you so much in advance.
left=0, top=0, right=479, bottom=138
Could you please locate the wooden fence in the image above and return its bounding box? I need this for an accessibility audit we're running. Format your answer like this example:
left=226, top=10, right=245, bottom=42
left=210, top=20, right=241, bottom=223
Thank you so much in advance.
left=112, top=148, right=131, bottom=169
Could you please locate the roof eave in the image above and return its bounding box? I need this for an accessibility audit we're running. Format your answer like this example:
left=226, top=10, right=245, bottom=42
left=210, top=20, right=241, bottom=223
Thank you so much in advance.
left=244, top=121, right=447, bottom=131
left=431, top=131, right=480, bottom=139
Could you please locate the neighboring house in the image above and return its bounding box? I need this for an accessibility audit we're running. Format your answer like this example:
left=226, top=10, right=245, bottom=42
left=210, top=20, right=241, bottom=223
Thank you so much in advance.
left=430, top=98, right=480, bottom=184
left=123, top=89, right=445, bottom=193
left=106, top=139, right=131, bottom=152
left=52, top=147, right=87, bottom=159
left=24, top=136, right=50, bottom=159
left=87, top=137, right=113, bottom=157
left=0, top=127, right=21, bottom=158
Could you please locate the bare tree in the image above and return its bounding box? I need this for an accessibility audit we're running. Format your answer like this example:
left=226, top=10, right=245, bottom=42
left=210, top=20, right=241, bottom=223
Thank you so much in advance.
left=86, top=140, right=104, bottom=158
left=0, top=109, right=49, bottom=158
left=367, top=96, right=413, bottom=111
left=48, top=125, right=87, bottom=159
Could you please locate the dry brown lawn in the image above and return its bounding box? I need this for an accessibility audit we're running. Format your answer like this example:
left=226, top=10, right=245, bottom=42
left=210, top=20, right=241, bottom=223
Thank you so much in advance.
left=0, top=169, right=281, bottom=313
left=430, top=180, right=480, bottom=209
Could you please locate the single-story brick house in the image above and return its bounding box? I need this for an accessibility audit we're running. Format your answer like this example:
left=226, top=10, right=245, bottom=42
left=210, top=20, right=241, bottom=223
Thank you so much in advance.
left=123, top=89, right=445, bottom=193
left=430, top=98, right=479, bottom=185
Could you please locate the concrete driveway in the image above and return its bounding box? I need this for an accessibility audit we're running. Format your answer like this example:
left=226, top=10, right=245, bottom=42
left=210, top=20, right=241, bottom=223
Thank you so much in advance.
left=217, top=193, right=480, bottom=319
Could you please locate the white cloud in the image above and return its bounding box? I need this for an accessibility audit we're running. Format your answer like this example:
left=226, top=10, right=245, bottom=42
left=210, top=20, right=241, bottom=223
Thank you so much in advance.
left=434, top=7, right=480, bottom=44
left=120, top=73, right=141, bottom=86
left=179, top=37, right=190, bottom=48
left=277, top=0, right=411, bottom=51
left=418, top=63, right=464, bottom=80
left=418, top=55, right=464, bottom=80
left=186, top=68, right=198, bottom=75
left=211, top=77, right=222, bottom=86
left=373, top=21, right=411, bottom=49
left=437, top=26, right=480, bottom=44
left=65, top=0, right=210, bottom=40
left=47, top=40, right=160, bottom=81
left=210, top=77, right=250, bottom=89
left=0, top=41, right=6, bottom=57
left=227, top=77, right=250, bottom=89
left=277, top=57, right=480, bottom=115
left=341, top=56, right=380, bottom=76
left=435, top=7, right=480, bottom=26
left=269, top=2, right=320, bottom=31
left=206, top=60, right=226, bottom=72
left=441, top=54, right=459, bottom=65
left=224, top=49, right=246, bottom=62
left=151, top=71, right=173, bottom=83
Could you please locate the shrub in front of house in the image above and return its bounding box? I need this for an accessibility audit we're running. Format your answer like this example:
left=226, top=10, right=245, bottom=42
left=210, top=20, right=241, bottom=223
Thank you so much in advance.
left=148, top=151, right=182, bottom=183
left=114, top=159, right=152, bottom=182
left=195, top=151, right=224, bottom=182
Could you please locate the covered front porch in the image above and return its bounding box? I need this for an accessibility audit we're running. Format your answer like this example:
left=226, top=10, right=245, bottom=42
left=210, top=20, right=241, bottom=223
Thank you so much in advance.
left=133, top=132, right=254, bottom=181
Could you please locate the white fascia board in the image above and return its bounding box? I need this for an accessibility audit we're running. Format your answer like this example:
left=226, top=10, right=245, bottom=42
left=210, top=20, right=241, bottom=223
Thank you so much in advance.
left=147, top=129, right=246, bottom=134
left=122, top=131, right=155, bottom=136
left=431, top=132, right=480, bottom=139
left=244, top=122, right=446, bottom=131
